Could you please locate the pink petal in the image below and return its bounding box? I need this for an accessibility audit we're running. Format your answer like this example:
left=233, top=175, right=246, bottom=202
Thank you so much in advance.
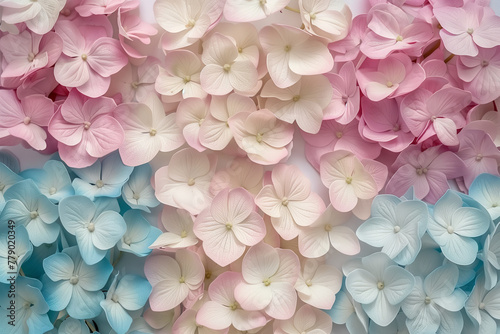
left=288, top=39, right=333, bottom=76
left=234, top=282, right=273, bottom=311
left=48, top=111, right=84, bottom=146
left=84, top=116, right=124, bottom=158
left=196, top=301, right=232, bottom=330
left=474, top=15, right=500, bottom=48
left=241, top=243, right=279, bottom=285
left=433, top=118, right=459, bottom=146
left=265, top=282, right=297, bottom=320
left=87, top=38, right=128, bottom=77
left=54, top=55, right=90, bottom=88
left=329, top=226, right=360, bottom=255
left=200, top=64, right=233, bottom=95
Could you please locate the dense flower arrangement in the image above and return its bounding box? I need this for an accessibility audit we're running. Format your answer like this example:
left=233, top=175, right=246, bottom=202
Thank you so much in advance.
left=1, top=0, right=500, bottom=333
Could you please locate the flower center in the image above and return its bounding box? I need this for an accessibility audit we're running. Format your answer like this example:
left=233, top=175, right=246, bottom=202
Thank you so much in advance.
left=284, top=45, right=291, bottom=52
left=377, top=281, right=384, bottom=290
left=325, top=224, right=332, bottom=232
left=310, top=13, right=316, bottom=20
left=475, top=154, right=483, bottom=161
left=386, top=81, right=393, bottom=88
left=183, top=75, right=191, bottom=83
left=345, top=177, right=352, bottom=184
left=292, top=95, right=300, bottom=102
left=263, top=278, right=271, bottom=286
left=341, top=95, right=348, bottom=104
left=23, top=302, right=31, bottom=309
left=132, top=192, right=140, bottom=200
left=81, top=54, right=88, bottom=61
left=282, top=197, right=289, bottom=206
left=226, top=222, right=233, bottom=230
left=392, top=124, right=400, bottom=132
left=431, top=115, right=437, bottom=122
left=149, top=129, right=157, bottom=136
left=305, top=279, right=313, bottom=287
left=0, top=183, right=4, bottom=191
left=223, top=64, right=231, bottom=72
left=492, top=203, right=498, bottom=208
left=336, top=131, right=343, bottom=139
left=238, top=47, right=243, bottom=53
left=256, top=132, right=263, bottom=143
left=187, top=178, right=195, bottom=186
left=259, top=0, right=267, bottom=5
left=61, top=8, right=70, bottom=16
left=131, top=81, right=139, bottom=89
left=111, top=294, right=119, bottom=303
left=479, top=302, right=486, bottom=310
left=425, top=296, right=431, bottom=304
left=180, top=230, right=188, bottom=238
left=230, top=302, right=239, bottom=311
left=416, top=167, right=427, bottom=175
left=185, top=19, right=196, bottom=28
left=205, top=271, right=212, bottom=279
left=179, top=276, right=186, bottom=283
left=198, top=118, right=204, bottom=126
left=467, top=28, right=474, bottom=34
left=83, top=121, right=91, bottom=130
left=447, top=225, right=454, bottom=234
left=22, top=116, right=31, bottom=125
left=124, top=236, right=132, bottom=245
left=49, top=187, right=57, bottom=195
left=396, top=35, right=403, bottom=42
left=69, top=275, right=79, bottom=285
left=393, top=225, right=401, bottom=233
left=96, top=180, right=104, bottom=188
left=30, top=211, right=38, bottom=219
left=88, top=222, right=95, bottom=232
left=482, top=60, right=489, bottom=67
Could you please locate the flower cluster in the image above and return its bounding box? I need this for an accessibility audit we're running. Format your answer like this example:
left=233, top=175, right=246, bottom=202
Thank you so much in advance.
left=0, top=151, right=160, bottom=334
left=1, top=0, right=500, bottom=333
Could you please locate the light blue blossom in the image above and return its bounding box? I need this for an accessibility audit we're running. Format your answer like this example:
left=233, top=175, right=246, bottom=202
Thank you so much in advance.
left=328, top=289, right=369, bottom=334
left=59, top=195, right=127, bottom=265
left=71, top=153, right=133, bottom=201
left=121, top=164, right=160, bottom=213
left=100, top=274, right=152, bottom=334
left=41, top=246, right=112, bottom=319
left=427, top=190, right=490, bottom=266
left=469, top=173, right=500, bottom=221
left=0, top=276, right=53, bottom=334
left=478, top=223, right=500, bottom=290
left=0, top=225, right=32, bottom=283
left=465, top=273, right=500, bottom=334
left=369, top=312, right=409, bottom=334
left=402, top=264, right=466, bottom=334
left=0, top=179, right=59, bottom=246
left=345, top=252, right=415, bottom=326
left=0, top=162, right=23, bottom=203
left=357, top=195, right=428, bottom=265
left=57, top=318, right=91, bottom=334
left=21, top=160, right=74, bottom=203
left=117, top=210, right=161, bottom=257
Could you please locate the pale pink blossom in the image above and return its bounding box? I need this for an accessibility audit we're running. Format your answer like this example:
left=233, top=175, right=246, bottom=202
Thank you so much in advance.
left=261, top=75, right=333, bottom=134
left=301, top=119, right=381, bottom=171
left=361, top=3, right=433, bottom=59
left=255, top=164, right=325, bottom=240
left=234, top=242, right=300, bottom=320
left=323, top=61, right=360, bottom=124
left=75, top=0, right=126, bottom=16
left=434, top=2, right=500, bottom=57
left=0, top=90, right=54, bottom=151
left=155, top=50, right=206, bottom=100
left=273, top=304, right=332, bottom=334
left=149, top=206, right=198, bottom=251
left=154, top=0, right=223, bottom=51
left=329, top=14, right=367, bottom=62
left=400, top=84, right=471, bottom=146
left=320, top=150, right=388, bottom=218
left=224, top=0, right=290, bottom=22
left=0, top=30, right=62, bottom=80
left=196, top=272, right=267, bottom=331
left=298, top=0, right=352, bottom=43
left=228, top=109, right=294, bottom=165
left=259, top=24, right=333, bottom=88
left=145, top=250, right=205, bottom=311
left=457, top=129, right=500, bottom=188
left=294, top=258, right=343, bottom=309
left=114, top=94, right=184, bottom=166
left=176, top=98, right=209, bottom=152
left=385, top=145, right=465, bottom=203
left=359, top=97, right=415, bottom=152
left=154, top=148, right=217, bottom=215
left=199, top=94, right=256, bottom=151
left=200, top=33, right=258, bottom=96
left=298, top=205, right=360, bottom=258
left=457, top=46, right=500, bottom=104
left=209, top=157, right=264, bottom=197
left=356, top=53, right=426, bottom=101
left=48, top=90, right=124, bottom=168
left=0, top=0, right=66, bottom=34
left=54, top=19, right=128, bottom=98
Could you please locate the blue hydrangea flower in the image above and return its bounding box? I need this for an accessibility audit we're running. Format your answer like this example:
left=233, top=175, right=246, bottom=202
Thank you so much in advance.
left=59, top=195, right=127, bottom=265
left=465, top=273, right=500, bottom=333
left=0, top=276, right=53, bottom=334
left=57, top=317, right=91, bottom=334
left=357, top=195, right=428, bottom=265
left=0, top=179, right=59, bottom=246
left=100, top=274, right=152, bottom=334
left=0, top=225, right=32, bottom=283
left=469, top=173, right=500, bottom=221
left=71, top=153, right=133, bottom=201
left=0, top=162, right=23, bottom=204
left=117, top=210, right=161, bottom=257
left=427, top=190, right=490, bottom=266
left=328, top=289, right=369, bottom=334
left=121, top=164, right=160, bottom=213
left=41, top=246, right=112, bottom=319
left=402, top=264, right=466, bottom=334
left=345, top=252, right=415, bottom=326
left=21, top=160, right=74, bottom=203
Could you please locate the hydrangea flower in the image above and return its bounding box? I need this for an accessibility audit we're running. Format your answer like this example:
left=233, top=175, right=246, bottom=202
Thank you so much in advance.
left=42, top=246, right=112, bottom=319
left=194, top=188, right=266, bottom=267
left=324, top=61, right=360, bottom=124
left=345, top=252, right=415, bottom=326
left=59, top=195, right=127, bottom=265
left=0, top=0, right=66, bottom=34
left=117, top=210, right=161, bottom=257
left=108, top=59, right=160, bottom=103
left=427, top=190, right=490, bottom=265
left=356, top=195, right=428, bottom=265
left=465, top=274, right=500, bottom=333
left=21, top=160, right=74, bottom=203
left=121, top=164, right=160, bottom=213
left=100, top=274, right=152, bottom=334
left=0, top=225, right=32, bottom=283
left=176, top=97, right=209, bottom=152
left=0, top=276, right=53, bottom=334
left=469, top=173, right=500, bottom=221
left=0, top=179, right=59, bottom=246
left=149, top=206, right=198, bottom=250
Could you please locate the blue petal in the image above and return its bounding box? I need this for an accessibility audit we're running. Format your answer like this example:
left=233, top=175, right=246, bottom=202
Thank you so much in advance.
left=424, top=264, right=459, bottom=299
left=122, top=164, right=160, bottom=212
left=77, top=257, right=113, bottom=291
left=58, top=318, right=89, bottom=334
left=94, top=197, right=120, bottom=216
left=0, top=162, right=23, bottom=203
left=42, top=252, right=74, bottom=282
left=100, top=299, right=133, bottom=334
left=328, top=291, right=354, bottom=324
left=41, top=275, right=73, bottom=311
left=26, top=312, right=53, bottom=334
left=75, top=228, right=108, bottom=265
left=59, top=196, right=96, bottom=234
left=66, top=286, right=104, bottom=319
left=23, top=160, right=75, bottom=203
left=114, top=275, right=152, bottom=311
left=469, top=173, right=500, bottom=221
left=4, top=179, right=41, bottom=210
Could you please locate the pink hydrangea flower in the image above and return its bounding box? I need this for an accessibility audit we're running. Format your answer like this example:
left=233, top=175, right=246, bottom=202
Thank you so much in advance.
left=149, top=206, right=198, bottom=251
left=194, top=188, right=266, bottom=267
left=255, top=164, right=325, bottom=240
left=0, top=0, right=66, bottom=34
left=176, top=98, right=209, bottom=152
left=234, top=242, right=300, bottom=320
left=324, top=61, right=360, bottom=124
left=145, top=250, right=205, bottom=311
left=54, top=19, right=128, bottom=98
left=259, top=24, right=333, bottom=88
left=273, top=303, right=333, bottom=334
left=229, top=109, right=294, bottom=165
left=48, top=90, right=124, bottom=168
